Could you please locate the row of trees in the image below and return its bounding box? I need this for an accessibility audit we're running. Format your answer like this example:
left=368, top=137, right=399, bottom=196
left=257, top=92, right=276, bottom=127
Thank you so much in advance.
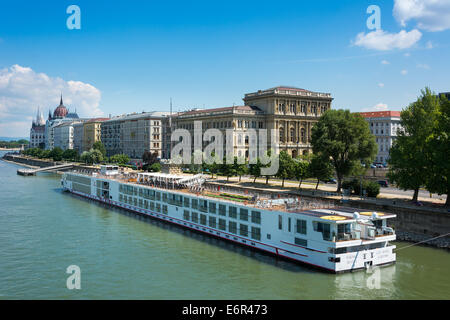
left=388, top=88, right=450, bottom=206
left=186, top=150, right=334, bottom=189
left=23, top=141, right=130, bottom=166
left=0, top=139, right=29, bottom=149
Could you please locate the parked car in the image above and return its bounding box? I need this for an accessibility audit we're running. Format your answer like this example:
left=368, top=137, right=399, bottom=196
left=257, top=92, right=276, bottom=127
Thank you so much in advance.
left=322, top=178, right=337, bottom=184
left=377, top=180, right=389, bottom=187
left=376, top=164, right=384, bottom=168
left=370, top=164, right=376, bottom=168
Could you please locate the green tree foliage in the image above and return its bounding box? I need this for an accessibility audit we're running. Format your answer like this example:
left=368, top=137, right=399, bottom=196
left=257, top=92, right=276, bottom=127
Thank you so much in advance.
left=49, top=147, right=63, bottom=161
left=148, top=162, right=161, bottom=172
left=1, top=139, right=29, bottom=148
left=293, top=155, right=311, bottom=188
left=142, top=150, right=159, bottom=165
left=249, top=158, right=264, bottom=183
left=311, top=109, right=377, bottom=193
left=62, top=149, right=78, bottom=161
left=92, top=141, right=106, bottom=158
left=80, top=149, right=103, bottom=164
left=388, top=88, right=440, bottom=202
left=309, top=154, right=334, bottom=190
left=220, top=157, right=238, bottom=181
left=233, top=157, right=248, bottom=182
left=276, top=151, right=295, bottom=187
left=203, top=151, right=221, bottom=179
left=424, top=94, right=450, bottom=206
left=110, top=154, right=130, bottom=165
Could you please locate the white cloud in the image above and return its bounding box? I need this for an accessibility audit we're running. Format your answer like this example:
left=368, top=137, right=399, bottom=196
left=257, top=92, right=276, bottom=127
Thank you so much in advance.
left=417, top=63, right=430, bottom=69
left=401, top=69, right=408, bottom=75
left=363, top=103, right=389, bottom=112
left=378, top=83, right=385, bottom=88
left=381, top=60, right=390, bottom=65
left=0, top=65, right=102, bottom=137
left=394, top=0, right=450, bottom=32
left=404, top=52, right=411, bottom=57
left=426, top=40, right=433, bottom=49
left=353, top=29, right=422, bottom=51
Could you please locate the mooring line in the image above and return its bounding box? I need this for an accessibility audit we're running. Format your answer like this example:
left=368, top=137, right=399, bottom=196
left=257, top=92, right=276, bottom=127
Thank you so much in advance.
left=395, top=233, right=450, bottom=251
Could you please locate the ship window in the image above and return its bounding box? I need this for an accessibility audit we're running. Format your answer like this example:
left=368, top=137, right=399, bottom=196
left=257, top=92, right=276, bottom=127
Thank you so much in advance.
left=295, top=238, right=308, bottom=247
left=183, top=210, right=190, bottom=220
left=218, top=218, right=226, bottom=231
left=219, top=204, right=226, bottom=216
left=288, top=217, right=291, bottom=232
left=229, top=206, right=237, bottom=219
left=144, top=200, right=148, bottom=209
left=200, top=214, right=207, bottom=225
left=156, top=192, right=161, bottom=201
left=239, top=209, right=248, bottom=221
left=267, top=234, right=271, bottom=240
left=184, top=197, right=190, bottom=207
left=192, top=199, right=198, bottom=210
left=229, top=221, right=237, bottom=234
left=251, top=227, right=261, bottom=241
left=278, top=215, right=283, bottom=230
left=296, top=219, right=307, bottom=235
left=156, top=203, right=161, bottom=213
left=209, top=216, right=217, bottom=228
left=150, top=202, right=155, bottom=210
left=251, top=211, right=261, bottom=224
left=162, top=205, right=168, bottom=214
left=209, top=202, right=216, bottom=214
left=239, top=224, right=248, bottom=237
left=163, top=193, right=168, bottom=203
left=191, top=212, right=199, bottom=223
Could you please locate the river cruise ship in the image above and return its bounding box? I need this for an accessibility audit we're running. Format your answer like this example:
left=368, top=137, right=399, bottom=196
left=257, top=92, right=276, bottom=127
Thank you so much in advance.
left=61, top=165, right=396, bottom=273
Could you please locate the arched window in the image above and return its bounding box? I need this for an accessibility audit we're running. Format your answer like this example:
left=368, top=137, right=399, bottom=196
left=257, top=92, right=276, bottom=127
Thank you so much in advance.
left=279, top=127, right=285, bottom=143
left=292, top=150, right=298, bottom=158
left=301, top=128, right=306, bottom=143
left=290, top=127, right=295, bottom=142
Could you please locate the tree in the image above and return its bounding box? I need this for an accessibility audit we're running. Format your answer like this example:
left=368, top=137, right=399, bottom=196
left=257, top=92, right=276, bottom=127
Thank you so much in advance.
left=62, top=149, right=78, bottom=161
left=249, top=158, right=263, bottom=183
left=89, top=149, right=103, bottom=164
left=148, top=162, right=161, bottom=172
left=49, top=147, right=63, bottom=161
left=92, top=141, right=106, bottom=158
left=424, top=94, right=450, bottom=206
left=142, top=150, right=159, bottom=165
left=233, top=157, right=248, bottom=182
left=203, top=151, right=220, bottom=179
left=80, top=151, right=91, bottom=164
left=309, top=154, right=334, bottom=190
left=294, top=155, right=311, bottom=189
left=110, top=154, right=130, bottom=165
left=311, top=109, right=377, bottom=193
left=220, top=157, right=237, bottom=181
left=388, top=88, right=440, bottom=202
left=276, top=151, right=295, bottom=187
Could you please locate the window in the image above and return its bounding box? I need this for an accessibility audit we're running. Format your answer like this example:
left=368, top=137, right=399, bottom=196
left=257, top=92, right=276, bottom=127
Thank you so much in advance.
left=162, top=205, right=168, bottom=214
left=251, top=227, right=261, bottom=241
left=295, top=238, right=308, bottom=247
left=251, top=211, right=261, bottom=224
left=239, top=209, right=248, bottom=221
left=200, top=214, right=207, bottom=225
left=219, top=218, right=226, bottom=231
left=150, top=202, right=155, bottom=210
left=229, top=206, right=237, bottom=219
left=191, top=199, right=198, bottom=210
left=296, top=219, right=307, bottom=234
left=209, top=202, right=216, bottom=214
left=183, top=210, right=190, bottom=220
left=219, top=204, right=226, bottom=216
left=156, top=203, right=161, bottom=213
left=191, top=212, right=199, bottom=223
left=240, top=224, right=248, bottom=237
left=229, top=221, right=237, bottom=234
left=209, top=216, right=217, bottom=228
left=288, top=217, right=291, bottom=232
left=184, top=197, right=190, bottom=207
left=278, top=215, right=283, bottom=230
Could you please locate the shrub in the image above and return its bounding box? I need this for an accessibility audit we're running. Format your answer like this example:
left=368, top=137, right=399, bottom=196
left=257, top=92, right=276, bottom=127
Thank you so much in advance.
left=365, top=181, right=380, bottom=198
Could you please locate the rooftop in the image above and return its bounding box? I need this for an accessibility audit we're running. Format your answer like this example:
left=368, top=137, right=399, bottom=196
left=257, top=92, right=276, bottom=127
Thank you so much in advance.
left=358, top=111, right=401, bottom=118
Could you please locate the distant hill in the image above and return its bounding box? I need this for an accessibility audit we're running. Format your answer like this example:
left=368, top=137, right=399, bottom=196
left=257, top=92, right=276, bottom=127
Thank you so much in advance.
left=0, top=137, right=28, bottom=142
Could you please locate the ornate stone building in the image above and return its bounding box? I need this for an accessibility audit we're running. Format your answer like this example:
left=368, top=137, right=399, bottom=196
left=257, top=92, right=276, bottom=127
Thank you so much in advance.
left=243, top=86, right=333, bottom=157
left=161, top=86, right=333, bottom=159
left=29, top=107, right=46, bottom=148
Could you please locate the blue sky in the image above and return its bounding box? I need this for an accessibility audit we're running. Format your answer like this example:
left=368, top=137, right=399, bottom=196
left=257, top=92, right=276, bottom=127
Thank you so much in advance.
left=0, top=0, right=449, bottom=136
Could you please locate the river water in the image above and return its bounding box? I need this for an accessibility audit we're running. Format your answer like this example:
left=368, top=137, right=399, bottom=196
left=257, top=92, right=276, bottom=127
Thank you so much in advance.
left=0, top=152, right=449, bottom=300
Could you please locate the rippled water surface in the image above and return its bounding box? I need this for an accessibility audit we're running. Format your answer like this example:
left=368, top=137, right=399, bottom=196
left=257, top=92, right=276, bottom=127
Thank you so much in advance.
left=1, top=153, right=449, bottom=299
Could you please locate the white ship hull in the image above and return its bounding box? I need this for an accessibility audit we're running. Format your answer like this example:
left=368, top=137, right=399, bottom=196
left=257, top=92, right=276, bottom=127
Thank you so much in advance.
left=61, top=172, right=396, bottom=273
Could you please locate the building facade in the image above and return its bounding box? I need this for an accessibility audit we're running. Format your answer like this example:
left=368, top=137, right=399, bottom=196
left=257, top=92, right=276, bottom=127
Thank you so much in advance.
left=29, top=107, right=46, bottom=148
left=83, top=118, right=109, bottom=152
left=162, top=86, right=333, bottom=160
left=102, top=112, right=170, bottom=159
left=73, top=122, right=84, bottom=154
left=53, top=121, right=81, bottom=150
left=358, top=111, right=403, bottom=164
